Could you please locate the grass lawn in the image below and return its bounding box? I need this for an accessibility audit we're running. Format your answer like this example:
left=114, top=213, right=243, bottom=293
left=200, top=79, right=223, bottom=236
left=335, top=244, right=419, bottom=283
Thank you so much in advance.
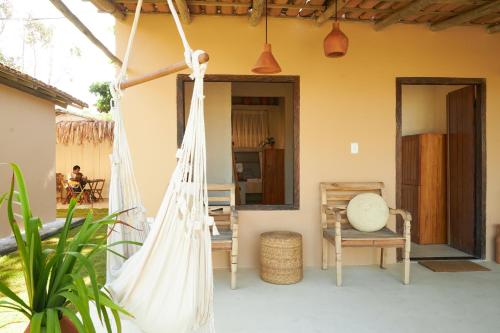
left=0, top=208, right=108, bottom=331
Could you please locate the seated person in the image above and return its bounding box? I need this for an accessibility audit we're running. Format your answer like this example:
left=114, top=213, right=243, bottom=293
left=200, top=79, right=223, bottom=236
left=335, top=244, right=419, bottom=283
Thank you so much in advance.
left=70, top=165, right=87, bottom=192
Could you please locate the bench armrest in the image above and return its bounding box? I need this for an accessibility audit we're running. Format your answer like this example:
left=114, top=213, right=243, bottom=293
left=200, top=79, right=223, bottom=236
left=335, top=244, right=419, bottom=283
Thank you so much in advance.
left=390, top=208, right=411, bottom=235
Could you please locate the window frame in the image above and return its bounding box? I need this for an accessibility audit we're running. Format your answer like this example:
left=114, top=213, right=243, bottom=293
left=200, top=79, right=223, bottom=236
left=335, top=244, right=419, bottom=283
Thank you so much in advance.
left=176, top=74, right=300, bottom=210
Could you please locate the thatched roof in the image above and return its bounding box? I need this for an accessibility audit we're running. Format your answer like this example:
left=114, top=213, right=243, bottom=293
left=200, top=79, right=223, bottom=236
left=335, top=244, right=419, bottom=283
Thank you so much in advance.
left=56, top=119, right=114, bottom=145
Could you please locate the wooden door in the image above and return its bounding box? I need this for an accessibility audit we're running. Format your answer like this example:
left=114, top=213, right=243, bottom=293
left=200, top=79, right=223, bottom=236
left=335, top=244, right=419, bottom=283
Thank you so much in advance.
left=447, top=86, right=476, bottom=255
left=262, top=148, right=285, bottom=204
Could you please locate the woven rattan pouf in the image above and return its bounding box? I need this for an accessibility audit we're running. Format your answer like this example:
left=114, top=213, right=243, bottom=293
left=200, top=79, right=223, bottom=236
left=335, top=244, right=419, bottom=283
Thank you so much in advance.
left=260, top=231, right=303, bottom=285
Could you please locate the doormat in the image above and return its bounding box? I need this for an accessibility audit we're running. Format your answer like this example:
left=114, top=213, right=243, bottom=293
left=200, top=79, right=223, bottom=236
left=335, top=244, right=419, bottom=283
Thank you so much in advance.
left=419, top=260, right=490, bottom=272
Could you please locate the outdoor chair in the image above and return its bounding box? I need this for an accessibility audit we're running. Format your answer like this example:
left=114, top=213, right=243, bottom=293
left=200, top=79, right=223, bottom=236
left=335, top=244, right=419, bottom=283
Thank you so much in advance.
left=320, top=182, right=412, bottom=286
left=56, top=173, right=65, bottom=202
left=64, top=180, right=89, bottom=204
left=208, top=184, right=239, bottom=289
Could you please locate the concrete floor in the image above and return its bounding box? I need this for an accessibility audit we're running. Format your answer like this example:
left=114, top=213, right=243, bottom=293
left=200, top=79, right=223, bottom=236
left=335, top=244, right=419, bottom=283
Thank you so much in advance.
left=411, top=243, right=472, bottom=258
left=214, top=263, right=500, bottom=333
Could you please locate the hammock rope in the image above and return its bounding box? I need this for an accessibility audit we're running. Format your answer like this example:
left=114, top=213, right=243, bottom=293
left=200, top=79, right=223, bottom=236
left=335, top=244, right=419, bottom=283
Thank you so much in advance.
left=101, top=0, right=216, bottom=331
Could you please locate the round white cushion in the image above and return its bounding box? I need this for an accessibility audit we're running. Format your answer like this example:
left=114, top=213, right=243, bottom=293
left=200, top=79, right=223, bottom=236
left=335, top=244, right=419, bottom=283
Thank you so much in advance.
left=347, top=193, right=389, bottom=232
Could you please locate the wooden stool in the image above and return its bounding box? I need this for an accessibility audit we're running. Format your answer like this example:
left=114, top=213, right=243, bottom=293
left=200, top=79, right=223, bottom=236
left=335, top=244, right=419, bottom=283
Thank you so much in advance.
left=260, top=231, right=303, bottom=285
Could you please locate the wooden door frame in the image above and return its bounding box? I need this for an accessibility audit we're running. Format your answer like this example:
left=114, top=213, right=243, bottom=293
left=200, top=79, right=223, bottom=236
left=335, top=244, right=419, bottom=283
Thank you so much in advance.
left=176, top=74, right=300, bottom=210
left=395, top=77, right=486, bottom=259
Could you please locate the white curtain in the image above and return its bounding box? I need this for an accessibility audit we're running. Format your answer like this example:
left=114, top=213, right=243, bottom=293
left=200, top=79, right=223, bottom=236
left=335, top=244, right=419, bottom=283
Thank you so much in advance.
left=232, top=110, right=269, bottom=149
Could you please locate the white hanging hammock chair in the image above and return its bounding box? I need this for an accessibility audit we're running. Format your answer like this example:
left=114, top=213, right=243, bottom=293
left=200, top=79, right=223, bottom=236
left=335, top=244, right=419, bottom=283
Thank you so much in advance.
left=96, top=0, right=216, bottom=331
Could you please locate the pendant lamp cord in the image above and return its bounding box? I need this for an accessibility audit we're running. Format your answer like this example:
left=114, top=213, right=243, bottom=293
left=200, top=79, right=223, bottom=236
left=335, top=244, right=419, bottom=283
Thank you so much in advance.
left=335, top=0, right=338, bottom=22
left=265, top=0, right=268, bottom=44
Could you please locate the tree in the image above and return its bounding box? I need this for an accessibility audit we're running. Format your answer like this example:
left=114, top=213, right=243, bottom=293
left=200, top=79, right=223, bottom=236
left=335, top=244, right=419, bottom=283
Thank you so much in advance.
left=23, top=17, right=53, bottom=75
left=0, top=50, right=20, bottom=69
left=89, top=81, right=112, bottom=113
left=0, top=0, right=12, bottom=34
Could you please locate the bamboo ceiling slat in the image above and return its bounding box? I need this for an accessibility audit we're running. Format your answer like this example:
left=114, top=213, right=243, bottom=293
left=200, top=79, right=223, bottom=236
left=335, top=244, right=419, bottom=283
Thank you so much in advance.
left=189, top=3, right=202, bottom=14
left=358, top=0, right=383, bottom=20
left=204, top=0, right=218, bottom=14
left=343, top=0, right=364, bottom=20
left=141, top=2, right=156, bottom=12
left=269, top=0, right=287, bottom=16
left=221, top=0, right=234, bottom=15
left=102, top=0, right=500, bottom=33
left=155, top=2, right=171, bottom=12
left=470, top=11, right=500, bottom=22
left=235, top=0, right=251, bottom=15
left=286, top=0, right=306, bottom=16
left=300, top=0, right=326, bottom=17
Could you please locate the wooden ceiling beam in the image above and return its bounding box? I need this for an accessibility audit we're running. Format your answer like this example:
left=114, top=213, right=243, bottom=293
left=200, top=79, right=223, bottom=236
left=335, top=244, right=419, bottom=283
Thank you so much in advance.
left=49, top=0, right=122, bottom=65
left=430, top=0, right=500, bottom=31
left=487, top=22, right=500, bottom=33
left=175, top=0, right=191, bottom=24
left=374, top=0, right=437, bottom=30
left=88, top=0, right=126, bottom=20
left=185, top=0, right=324, bottom=10
left=317, top=0, right=348, bottom=26
left=249, top=0, right=264, bottom=26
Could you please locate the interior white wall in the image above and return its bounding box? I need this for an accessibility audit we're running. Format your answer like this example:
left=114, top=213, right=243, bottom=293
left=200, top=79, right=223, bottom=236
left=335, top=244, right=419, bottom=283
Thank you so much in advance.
left=402, top=85, right=467, bottom=136
left=185, top=81, right=233, bottom=184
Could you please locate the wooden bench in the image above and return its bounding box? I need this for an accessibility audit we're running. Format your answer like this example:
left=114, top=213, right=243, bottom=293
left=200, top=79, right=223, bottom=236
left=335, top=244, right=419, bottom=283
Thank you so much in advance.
left=320, top=182, right=412, bottom=286
left=208, top=184, right=239, bottom=289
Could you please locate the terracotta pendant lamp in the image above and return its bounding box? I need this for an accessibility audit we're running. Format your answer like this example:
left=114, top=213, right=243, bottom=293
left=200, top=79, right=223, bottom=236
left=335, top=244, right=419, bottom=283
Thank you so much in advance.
left=324, top=0, right=349, bottom=58
left=252, top=0, right=281, bottom=74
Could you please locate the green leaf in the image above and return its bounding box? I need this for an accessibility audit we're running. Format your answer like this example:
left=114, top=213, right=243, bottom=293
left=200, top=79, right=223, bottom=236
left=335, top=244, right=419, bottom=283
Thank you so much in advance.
left=46, top=308, right=61, bottom=333
left=100, top=304, right=112, bottom=333
left=6, top=171, right=31, bottom=305
left=0, top=300, right=31, bottom=318
left=30, top=312, right=45, bottom=333
left=57, top=307, right=86, bottom=333
left=0, top=280, right=31, bottom=313
left=65, top=252, right=101, bottom=312
left=0, top=192, right=7, bottom=208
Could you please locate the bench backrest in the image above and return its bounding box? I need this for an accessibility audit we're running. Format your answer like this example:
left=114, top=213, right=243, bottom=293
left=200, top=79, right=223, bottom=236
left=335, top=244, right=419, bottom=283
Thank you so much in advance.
left=320, top=182, right=384, bottom=229
left=208, top=184, right=236, bottom=231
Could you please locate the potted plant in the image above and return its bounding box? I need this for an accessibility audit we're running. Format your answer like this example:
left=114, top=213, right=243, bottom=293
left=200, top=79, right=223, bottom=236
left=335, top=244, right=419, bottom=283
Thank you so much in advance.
left=260, top=137, right=276, bottom=148
left=0, top=163, right=133, bottom=332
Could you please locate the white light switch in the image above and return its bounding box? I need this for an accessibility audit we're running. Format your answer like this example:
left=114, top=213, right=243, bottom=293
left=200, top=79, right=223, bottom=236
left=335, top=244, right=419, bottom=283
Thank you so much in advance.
left=351, top=142, right=359, bottom=154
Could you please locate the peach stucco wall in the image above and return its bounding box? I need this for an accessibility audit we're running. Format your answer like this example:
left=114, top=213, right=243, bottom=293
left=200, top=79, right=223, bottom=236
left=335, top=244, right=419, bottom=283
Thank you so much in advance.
left=0, top=84, right=56, bottom=237
left=115, top=15, right=500, bottom=267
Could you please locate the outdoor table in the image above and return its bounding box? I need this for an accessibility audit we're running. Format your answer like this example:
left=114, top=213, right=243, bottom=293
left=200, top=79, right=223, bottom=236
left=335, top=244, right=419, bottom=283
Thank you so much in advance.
left=84, top=179, right=105, bottom=202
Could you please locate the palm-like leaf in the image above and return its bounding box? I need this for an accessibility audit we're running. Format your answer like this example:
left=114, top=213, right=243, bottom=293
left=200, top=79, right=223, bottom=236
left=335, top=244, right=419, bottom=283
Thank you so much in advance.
left=0, top=163, right=136, bottom=332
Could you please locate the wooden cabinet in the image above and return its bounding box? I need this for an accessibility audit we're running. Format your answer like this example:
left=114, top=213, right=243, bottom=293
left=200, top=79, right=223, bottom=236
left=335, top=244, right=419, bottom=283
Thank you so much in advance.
left=402, top=134, right=447, bottom=244
left=262, top=148, right=285, bottom=205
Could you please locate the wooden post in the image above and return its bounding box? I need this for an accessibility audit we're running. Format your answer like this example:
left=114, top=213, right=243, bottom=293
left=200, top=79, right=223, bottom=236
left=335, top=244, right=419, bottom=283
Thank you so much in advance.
left=231, top=222, right=238, bottom=290
left=175, top=0, right=192, bottom=24
left=374, top=0, right=436, bottom=31
left=49, top=0, right=122, bottom=65
left=321, top=186, right=329, bottom=270
left=119, top=52, right=209, bottom=90
left=322, top=238, right=329, bottom=270
left=249, top=0, right=265, bottom=26
left=380, top=248, right=385, bottom=269
left=404, top=217, right=411, bottom=285
left=88, top=0, right=126, bottom=20
left=430, top=0, right=500, bottom=31
left=335, top=212, right=342, bottom=287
